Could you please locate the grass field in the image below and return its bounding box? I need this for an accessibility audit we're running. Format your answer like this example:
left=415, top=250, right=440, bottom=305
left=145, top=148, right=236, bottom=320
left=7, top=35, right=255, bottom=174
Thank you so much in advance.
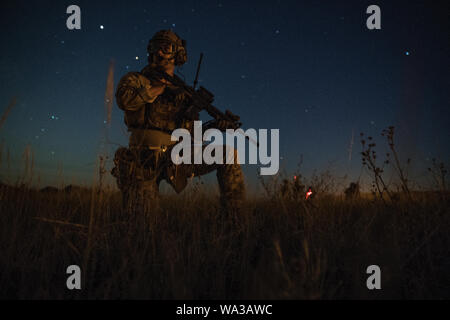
left=0, top=178, right=448, bottom=299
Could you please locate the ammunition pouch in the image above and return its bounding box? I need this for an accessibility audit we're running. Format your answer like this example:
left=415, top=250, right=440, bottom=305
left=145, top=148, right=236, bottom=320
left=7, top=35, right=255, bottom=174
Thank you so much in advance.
left=111, top=147, right=158, bottom=190
left=112, top=128, right=191, bottom=194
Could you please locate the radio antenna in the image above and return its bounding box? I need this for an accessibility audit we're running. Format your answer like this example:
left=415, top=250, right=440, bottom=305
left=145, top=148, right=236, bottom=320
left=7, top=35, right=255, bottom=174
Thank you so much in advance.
left=193, top=53, right=204, bottom=90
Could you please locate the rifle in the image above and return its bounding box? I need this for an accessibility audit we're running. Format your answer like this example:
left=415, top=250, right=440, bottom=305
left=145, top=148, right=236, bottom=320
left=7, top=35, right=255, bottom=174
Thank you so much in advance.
left=145, top=56, right=242, bottom=132
left=144, top=54, right=259, bottom=147
left=193, top=52, right=203, bottom=90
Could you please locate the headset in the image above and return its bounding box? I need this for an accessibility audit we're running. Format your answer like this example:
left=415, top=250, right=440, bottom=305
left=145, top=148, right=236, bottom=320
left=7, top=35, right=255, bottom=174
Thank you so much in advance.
left=147, top=30, right=187, bottom=66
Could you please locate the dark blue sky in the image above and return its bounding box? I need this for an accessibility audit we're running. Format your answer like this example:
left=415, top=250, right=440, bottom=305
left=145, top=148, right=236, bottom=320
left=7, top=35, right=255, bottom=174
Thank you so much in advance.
left=0, top=0, right=448, bottom=191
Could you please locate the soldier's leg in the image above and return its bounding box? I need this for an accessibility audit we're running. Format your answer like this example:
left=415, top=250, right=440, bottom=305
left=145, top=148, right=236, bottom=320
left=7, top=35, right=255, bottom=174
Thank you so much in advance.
left=181, top=146, right=246, bottom=213
left=216, top=148, right=246, bottom=214
left=112, top=147, right=160, bottom=218
left=122, top=178, right=159, bottom=218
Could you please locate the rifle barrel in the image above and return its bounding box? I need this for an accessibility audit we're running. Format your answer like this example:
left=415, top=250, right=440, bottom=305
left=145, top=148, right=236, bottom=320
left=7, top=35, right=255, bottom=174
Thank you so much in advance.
left=193, top=53, right=204, bottom=90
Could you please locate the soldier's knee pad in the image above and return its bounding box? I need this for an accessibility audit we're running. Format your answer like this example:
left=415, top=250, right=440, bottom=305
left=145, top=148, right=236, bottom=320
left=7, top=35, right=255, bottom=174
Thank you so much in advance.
left=223, top=147, right=241, bottom=164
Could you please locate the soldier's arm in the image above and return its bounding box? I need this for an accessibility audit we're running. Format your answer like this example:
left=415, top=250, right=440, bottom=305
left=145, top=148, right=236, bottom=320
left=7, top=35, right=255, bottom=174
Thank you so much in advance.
left=115, top=72, right=167, bottom=111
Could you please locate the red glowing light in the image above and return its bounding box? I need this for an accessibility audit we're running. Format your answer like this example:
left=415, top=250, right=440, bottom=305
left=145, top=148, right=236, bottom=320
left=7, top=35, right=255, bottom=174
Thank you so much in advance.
left=305, top=189, right=313, bottom=200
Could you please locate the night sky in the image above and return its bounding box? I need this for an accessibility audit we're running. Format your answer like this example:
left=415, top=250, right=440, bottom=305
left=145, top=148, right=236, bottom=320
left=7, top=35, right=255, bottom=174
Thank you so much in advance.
left=0, top=0, right=449, bottom=191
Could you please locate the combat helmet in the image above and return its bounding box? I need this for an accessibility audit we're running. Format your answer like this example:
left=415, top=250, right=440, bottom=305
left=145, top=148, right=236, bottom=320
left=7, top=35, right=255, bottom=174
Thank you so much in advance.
left=147, top=30, right=187, bottom=66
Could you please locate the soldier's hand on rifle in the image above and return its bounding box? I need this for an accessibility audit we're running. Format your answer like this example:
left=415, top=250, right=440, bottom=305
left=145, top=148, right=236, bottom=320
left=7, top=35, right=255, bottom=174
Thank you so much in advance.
left=148, top=77, right=174, bottom=96
left=158, top=77, right=178, bottom=89
left=215, top=119, right=236, bottom=131
left=167, top=86, right=186, bottom=104
left=214, top=110, right=241, bottom=131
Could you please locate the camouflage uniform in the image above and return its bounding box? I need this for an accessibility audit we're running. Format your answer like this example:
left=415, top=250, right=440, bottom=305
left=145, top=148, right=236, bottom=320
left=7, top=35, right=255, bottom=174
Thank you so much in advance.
left=111, top=30, right=245, bottom=216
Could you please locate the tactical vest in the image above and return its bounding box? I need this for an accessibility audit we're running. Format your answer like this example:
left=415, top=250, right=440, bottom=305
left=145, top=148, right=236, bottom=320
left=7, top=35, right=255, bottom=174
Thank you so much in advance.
left=124, top=90, right=177, bottom=131
left=124, top=67, right=196, bottom=133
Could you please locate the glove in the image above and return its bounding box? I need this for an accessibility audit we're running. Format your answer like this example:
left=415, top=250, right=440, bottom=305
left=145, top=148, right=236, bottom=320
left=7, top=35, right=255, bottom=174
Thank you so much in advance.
left=215, top=119, right=236, bottom=131
left=166, top=87, right=186, bottom=104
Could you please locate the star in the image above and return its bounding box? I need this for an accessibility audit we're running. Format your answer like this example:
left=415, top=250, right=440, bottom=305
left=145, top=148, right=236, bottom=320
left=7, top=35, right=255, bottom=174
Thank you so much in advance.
left=405, top=51, right=410, bottom=56
left=100, top=25, right=104, bottom=30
